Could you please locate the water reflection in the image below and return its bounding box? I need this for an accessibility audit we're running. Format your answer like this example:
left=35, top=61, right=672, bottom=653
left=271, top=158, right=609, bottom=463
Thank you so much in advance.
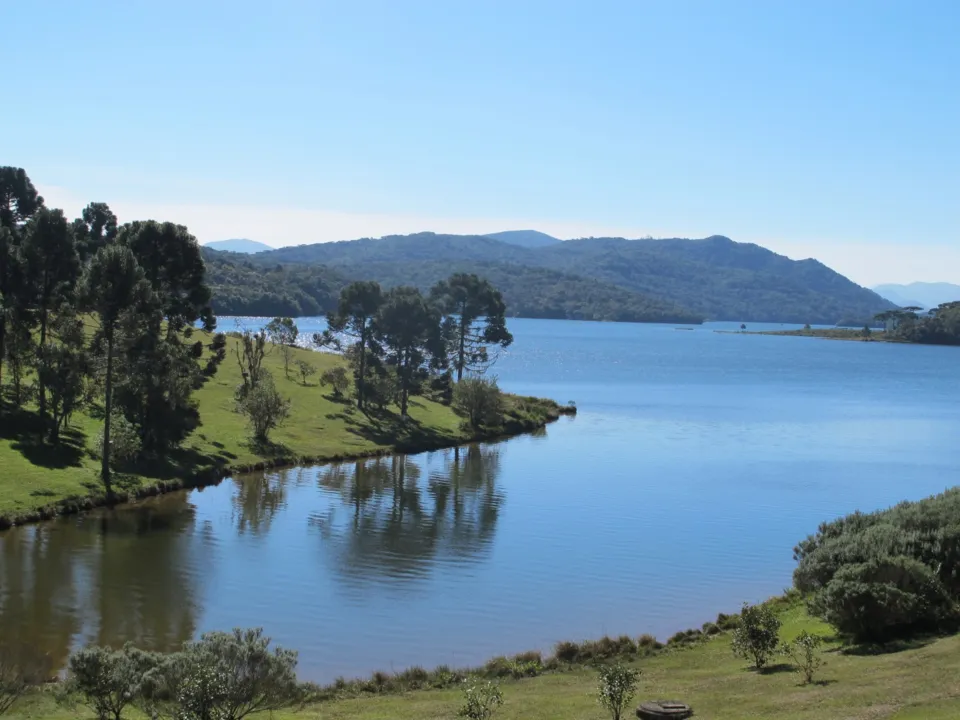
left=310, top=445, right=503, bottom=585
left=0, top=494, right=204, bottom=671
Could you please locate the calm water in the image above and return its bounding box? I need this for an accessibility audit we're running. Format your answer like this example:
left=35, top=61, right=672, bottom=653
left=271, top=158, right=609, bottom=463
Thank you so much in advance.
left=2, top=318, right=958, bottom=680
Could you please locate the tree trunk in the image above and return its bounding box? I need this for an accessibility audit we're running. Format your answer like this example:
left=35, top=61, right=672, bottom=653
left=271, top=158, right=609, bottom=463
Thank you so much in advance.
left=37, top=307, right=47, bottom=429
left=357, top=324, right=368, bottom=409
left=457, top=313, right=467, bottom=382
left=0, top=316, right=5, bottom=415
left=101, top=331, right=114, bottom=492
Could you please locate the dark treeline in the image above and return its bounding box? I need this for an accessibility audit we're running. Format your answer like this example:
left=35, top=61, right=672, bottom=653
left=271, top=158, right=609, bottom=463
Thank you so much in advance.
left=0, top=166, right=226, bottom=489
left=874, top=302, right=960, bottom=345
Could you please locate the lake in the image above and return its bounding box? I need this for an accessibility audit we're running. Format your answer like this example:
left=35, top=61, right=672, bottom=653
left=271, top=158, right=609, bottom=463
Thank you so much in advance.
left=1, top=318, right=958, bottom=681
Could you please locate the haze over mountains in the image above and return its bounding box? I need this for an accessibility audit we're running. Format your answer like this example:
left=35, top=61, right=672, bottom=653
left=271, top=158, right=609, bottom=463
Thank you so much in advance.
left=872, top=282, right=960, bottom=310
left=203, top=231, right=895, bottom=325
left=204, top=238, right=274, bottom=254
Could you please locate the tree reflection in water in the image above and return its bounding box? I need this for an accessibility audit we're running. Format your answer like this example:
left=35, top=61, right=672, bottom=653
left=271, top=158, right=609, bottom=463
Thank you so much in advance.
left=309, top=444, right=503, bottom=585
left=0, top=493, right=205, bottom=673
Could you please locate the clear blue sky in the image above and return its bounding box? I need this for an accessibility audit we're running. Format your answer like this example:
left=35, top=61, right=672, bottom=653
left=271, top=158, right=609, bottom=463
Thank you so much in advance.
left=3, top=0, right=958, bottom=284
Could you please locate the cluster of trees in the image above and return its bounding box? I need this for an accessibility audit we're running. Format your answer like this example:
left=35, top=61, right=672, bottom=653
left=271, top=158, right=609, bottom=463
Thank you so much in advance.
left=1, top=628, right=301, bottom=719
left=793, top=487, right=960, bottom=642
left=0, top=167, right=224, bottom=488
left=874, top=302, right=960, bottom=345
left=318, top=273, right=513, bottom=419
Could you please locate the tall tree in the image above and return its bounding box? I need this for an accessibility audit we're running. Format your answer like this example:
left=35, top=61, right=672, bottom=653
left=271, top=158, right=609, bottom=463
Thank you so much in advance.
left=430, top=273, right=513, bottom=382
left=22, top=208, right=80, bottom=428
left=80, top=245, right=155, bottom=488
left=0, top=168, right=43, bottom=401
left=37, top=313, right=87, bottom=442
left=118, top=220, right=215, bottom=332
left=0, top=167, right=43, bottom=229
left=324, top=281, right=383, bottom=410
left=72, top=202, right=118, bottom=263
left=374, top=286, right=444, bottom=416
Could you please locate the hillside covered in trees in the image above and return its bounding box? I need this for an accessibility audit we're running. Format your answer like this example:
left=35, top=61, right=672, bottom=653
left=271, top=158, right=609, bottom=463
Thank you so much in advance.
left=203, top=246, right=701, bottom=323
left=232, top=232, right=894, bottom=324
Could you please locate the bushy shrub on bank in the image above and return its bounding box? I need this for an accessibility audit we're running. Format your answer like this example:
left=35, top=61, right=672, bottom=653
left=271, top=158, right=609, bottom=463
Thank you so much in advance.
left=793, top=488, right=960, bottom=642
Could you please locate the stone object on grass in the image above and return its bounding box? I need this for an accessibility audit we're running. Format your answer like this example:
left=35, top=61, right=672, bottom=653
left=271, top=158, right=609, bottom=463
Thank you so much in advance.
left=637, top=700, right=694, bottom=719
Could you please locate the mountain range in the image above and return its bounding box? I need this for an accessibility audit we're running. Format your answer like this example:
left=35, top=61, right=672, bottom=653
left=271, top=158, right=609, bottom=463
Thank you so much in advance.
left=202, top=231, right=896, bottom=324
left=204, top=238, right=274, bottom=254
left=872, top=282, right=960, bottom=310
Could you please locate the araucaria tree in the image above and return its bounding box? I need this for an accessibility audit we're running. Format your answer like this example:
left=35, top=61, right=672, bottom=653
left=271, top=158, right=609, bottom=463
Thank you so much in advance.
left=430, top=273, right=513, bottom=382
left=324, top=281, right=383, bottom=409
left=80, top=245, right=155, bottom=488
left=0, top=166, right=44, bottom=400
left=22, top=207, right=81, bottom=430
left=374, top=286, right=445, bottom=416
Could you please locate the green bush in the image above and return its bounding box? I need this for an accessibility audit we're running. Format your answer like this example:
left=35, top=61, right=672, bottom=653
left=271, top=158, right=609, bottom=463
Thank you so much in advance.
left=144, top=628, right=300, bottom=720
left=781, top=631, right=826, bottom=684
left=453, top=375, right=503, bottom=429
left=596, top=663, right=641, bottom=720
left=60, top=644, right=158, bottom=720
left=457, top=679, right=503, bottom=720
left=732, top=602, right=781, bottom=669
left=553, top=641, right=580, bottom=664
left=319, top=366, right=351, bottom=399
left=236, top=371, right=291, bottom=442
left=810, top=556, right=957, bottom=642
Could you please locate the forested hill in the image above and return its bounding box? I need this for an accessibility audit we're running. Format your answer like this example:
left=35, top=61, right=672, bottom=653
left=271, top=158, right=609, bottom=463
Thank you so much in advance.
left=243, top=232, right=894, bottom=324
left=202, top=248, right=702, bottom=323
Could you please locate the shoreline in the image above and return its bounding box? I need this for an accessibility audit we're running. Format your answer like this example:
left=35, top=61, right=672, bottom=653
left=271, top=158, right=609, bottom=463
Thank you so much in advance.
left=0, top=402, right=576, bottom=531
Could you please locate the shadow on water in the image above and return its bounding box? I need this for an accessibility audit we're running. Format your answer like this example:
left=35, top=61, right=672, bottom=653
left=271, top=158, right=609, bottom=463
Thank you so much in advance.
left=308, top=444, right=504, bottom=586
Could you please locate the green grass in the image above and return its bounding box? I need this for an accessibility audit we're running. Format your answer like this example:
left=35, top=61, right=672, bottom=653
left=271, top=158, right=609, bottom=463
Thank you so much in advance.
left=6, top=602, right=960, bottom=719
left=0, top=335, right=565, bottom=526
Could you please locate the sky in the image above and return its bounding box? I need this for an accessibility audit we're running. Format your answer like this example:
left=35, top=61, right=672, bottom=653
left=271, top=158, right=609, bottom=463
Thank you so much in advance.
left=3, top=0, right=958, bottom=286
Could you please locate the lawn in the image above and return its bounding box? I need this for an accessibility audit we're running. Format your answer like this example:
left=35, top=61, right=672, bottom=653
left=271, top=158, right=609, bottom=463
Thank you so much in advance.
left=0, top=335, right=563, bottom=526
left=6, top=603, right=960, bottom=719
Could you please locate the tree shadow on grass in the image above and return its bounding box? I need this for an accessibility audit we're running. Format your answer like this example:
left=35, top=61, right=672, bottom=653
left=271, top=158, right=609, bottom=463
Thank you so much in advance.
left=756, top=663, right=795, bottom=676
left=0, top=406, right=87, bottom=470
left=841, top=637, right=935, bottom=656
left=341, top=406, right=452, bottom=450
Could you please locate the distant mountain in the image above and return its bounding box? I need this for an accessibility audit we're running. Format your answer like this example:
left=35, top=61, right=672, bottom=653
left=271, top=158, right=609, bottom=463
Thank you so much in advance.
left=245, top=232, right=893, bottom=324
left=872, top=282, right=960, bottom=310
left=484, top=230, right=562, bottom=248
left=204, top=238, right=273, bottom=254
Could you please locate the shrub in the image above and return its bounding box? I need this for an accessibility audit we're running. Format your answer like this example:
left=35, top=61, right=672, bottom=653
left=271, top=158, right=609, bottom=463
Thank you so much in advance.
left=144, top=628, right=300, bottom=720
left=810, top=555, right=957, bottom=642
left=236, top=371, right=291, bottom=442
left=60, top=644, right=158, bottom=720
left=636, top=634, right=664, bottom=653
left=94, top=414, right=142, bottom=467
left=553, top=641, right=580, bottom=664
left=716, top=613, right=740, bottom=631
left=0, top=645, right=50, bottom=716
left=702, top=622, right=721, bottom=636
left=457, top=679, right=503, bottom=720
left=453, top=376, right=503, bottom=429
left=596, top=663, right=641, bottom=720
left=781, top=631, right=825, bottom=684
left=732, top=602, right=782, bottom=669
left=396, top=666, right=430, bottom=690
left=320, top=366, right=351, bottom=399
left=295, top=359, right=317, bottom=385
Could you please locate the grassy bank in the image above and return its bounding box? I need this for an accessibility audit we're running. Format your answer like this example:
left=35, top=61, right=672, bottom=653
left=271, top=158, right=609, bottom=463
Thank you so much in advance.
left=717, top=327, right=896, bottom=342
left=0, top=335, right=569, bottom=528
left=7, top=600, right=960, bottom=719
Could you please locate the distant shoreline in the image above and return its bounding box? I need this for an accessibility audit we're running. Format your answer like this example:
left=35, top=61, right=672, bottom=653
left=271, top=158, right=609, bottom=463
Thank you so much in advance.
left=713, top=328, right=900, bottom=343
